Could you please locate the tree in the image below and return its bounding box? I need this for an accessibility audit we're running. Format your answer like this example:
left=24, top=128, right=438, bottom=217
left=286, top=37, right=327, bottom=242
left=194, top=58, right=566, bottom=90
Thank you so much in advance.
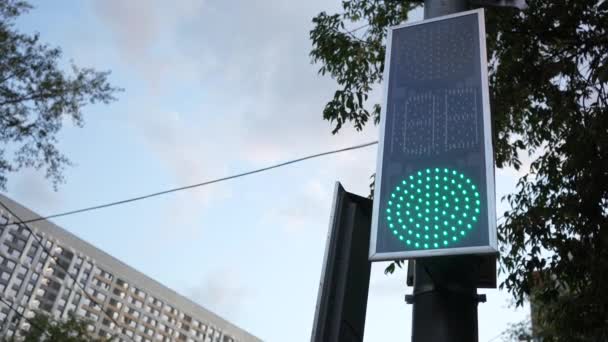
left=2, top=312, right=108, bottom=341
left=0, top=0, right=121, bottom=190
left=310, top=1, right=608, bottom=340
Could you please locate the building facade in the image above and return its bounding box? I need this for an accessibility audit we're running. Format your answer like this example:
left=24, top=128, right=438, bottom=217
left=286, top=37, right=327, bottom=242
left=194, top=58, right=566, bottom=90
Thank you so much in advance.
left=0, top=195, right=261, bottom=342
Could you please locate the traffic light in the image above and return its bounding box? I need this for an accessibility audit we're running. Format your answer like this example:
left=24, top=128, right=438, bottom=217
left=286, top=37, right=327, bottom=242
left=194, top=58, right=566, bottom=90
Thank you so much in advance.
left=369, top=9, right=497, bottom=260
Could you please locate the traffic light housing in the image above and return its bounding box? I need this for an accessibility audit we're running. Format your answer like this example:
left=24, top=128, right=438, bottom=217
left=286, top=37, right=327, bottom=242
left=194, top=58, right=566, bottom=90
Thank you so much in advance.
left=369, top=9, right=497, bottom=260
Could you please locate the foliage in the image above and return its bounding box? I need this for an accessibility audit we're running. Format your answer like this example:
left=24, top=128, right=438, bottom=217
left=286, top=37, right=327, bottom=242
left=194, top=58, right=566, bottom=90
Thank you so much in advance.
left=2, top=312, right=108, bottom=341
left=310, top=0, right=608, bottom=340
left=0, top=0, right=121, bottom=190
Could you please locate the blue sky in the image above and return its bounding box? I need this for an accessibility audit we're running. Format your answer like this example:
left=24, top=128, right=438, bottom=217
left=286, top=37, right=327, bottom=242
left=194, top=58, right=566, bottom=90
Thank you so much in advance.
left=6, top=1, right=528, bottom=341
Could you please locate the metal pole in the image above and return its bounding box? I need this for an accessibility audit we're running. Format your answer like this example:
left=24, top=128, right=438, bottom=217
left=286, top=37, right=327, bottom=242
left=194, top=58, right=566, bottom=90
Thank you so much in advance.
left=408, top=2, right=484, bottom=342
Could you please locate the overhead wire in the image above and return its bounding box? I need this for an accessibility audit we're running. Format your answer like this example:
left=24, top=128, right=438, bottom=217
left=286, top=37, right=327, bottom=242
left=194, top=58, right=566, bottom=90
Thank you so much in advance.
left=9, top=140, right=379, bottom=225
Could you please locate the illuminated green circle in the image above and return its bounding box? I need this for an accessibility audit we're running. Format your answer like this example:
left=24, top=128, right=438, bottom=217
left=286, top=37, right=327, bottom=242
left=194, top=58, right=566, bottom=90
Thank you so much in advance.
left=385, top=168, right=481, bottom=250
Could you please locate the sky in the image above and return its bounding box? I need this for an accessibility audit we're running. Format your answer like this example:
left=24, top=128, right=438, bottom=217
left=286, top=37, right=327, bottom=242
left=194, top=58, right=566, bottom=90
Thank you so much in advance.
left=5, top=1, right=528, bottom=341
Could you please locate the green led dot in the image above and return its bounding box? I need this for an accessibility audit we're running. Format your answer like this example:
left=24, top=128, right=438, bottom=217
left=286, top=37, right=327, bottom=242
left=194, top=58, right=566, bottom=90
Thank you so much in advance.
left=396, top=186, right=400, bottom=191
left=402, top=180, right=407, bottom=185
left=471, top=184, right=476, bottom=190
left=446, top=203, right=451, bottom=208
left=451, top=226, right=456, bottom=231
left=416, top=189, right=421, bottom=194
left=441, top=211, right=446, bottom=216
left=417, top=180, right=422, bottom=185
left=409, top=175, right=414, bottom=180
left=406, top=203, right=411, bottom=207
left=455, top=198, right=460, bottom=203
left=443, top=177, right=448, bottom=182
left=443, top=240, right=448, bottom=245
left=386, top=209, right=391, bottom=213
left=455, top=206, right=460, bottom=211
left=415, top=223, right=420, bottom=228
left=450, top=214, right=455, bottom=219
left=415, top=242, right=420, bottom=248
left=425, top=185, right=430, bottom=190
left=409, top=218, right=414, bottom=223
left=398, top=218, right=403, bottom=223
left=404, top=189, right=408, bottom=194
left=465, top=197, right=470, bottom=202
left=393, top=230, right=398, bottom=235
left=475, top=208, right=480, bottom=214
left=389, top=223, right=394, bottom=228
left=460, top=174, right=464, bottom=179
left=442, top=196, right=447, bottom=201
left=434, top=233, right=439, bottom=239
left=435, top=176, right=439, bottom=180
left=466, top=179, right=471, bottom=184
left=410, top=195, right=415, bottom=200
left=458, top=220, right=463, bottom=225
left=408, top=230, right=413, bottom=235
left=475, top=200, right=481, bottom=205
left=424, top=243, right=429, bottom=249
left=424, top=235, right=429, bottom=240
left=460, top=231, right=466, bottom=236
left=425, top=193, right=430, bottom=198
left=434, top=243, right=439, bottom=248
left=443, top=221, right=449, bottom=226
left=425, top=217, right=430, bottom=222
left=415, top=206, right=420, bottom=211
left=415, top=233, right=420, bottom=238
left=452, top=170, right=457, bottom=175
left=434, top=225, right=439, bottom=230
left=435, top=168, right=440, bottom=173
left=462, top=190, right=468, bottom=195
left=406, top=240, right=411, bottom=245
left=463, top=213, right=468, bottom=218
left=417, top=213, right=422, bottom=218
left=467, top=224, right=472, bottom=229
left=426, top=169, right=431, bottom=174
left=424, top=226, right=430, bottom=231
left=452, top=236, right=457, bottom=241
left=410, top=184, right=415, bottom=189
left=387, top=216, right=392, bottom=221
left=417, top=171, right=422, bottom=176
left=473, top=217, right=478, bottom=222
left=444, top=168, right=449, bottom=173
left=396, top=212, right=401, bottom=216
left=443, top=231, right=448, bottom=236
left=457, top=184, right=462, bottom=189
left=399, top=236, right=404, bottom=241
left=474, top=192, right=479, bottom=198
left=391, top=193, right=396, bottom=198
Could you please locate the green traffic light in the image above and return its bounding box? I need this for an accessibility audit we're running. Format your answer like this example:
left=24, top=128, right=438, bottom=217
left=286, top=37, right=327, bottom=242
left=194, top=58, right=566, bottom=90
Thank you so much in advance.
left=385, top=167, right=482, bottom=250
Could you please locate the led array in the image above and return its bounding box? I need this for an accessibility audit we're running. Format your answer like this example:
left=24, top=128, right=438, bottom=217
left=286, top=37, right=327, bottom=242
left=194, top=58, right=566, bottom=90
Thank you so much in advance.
left=385, top=168, right=481, bottom=249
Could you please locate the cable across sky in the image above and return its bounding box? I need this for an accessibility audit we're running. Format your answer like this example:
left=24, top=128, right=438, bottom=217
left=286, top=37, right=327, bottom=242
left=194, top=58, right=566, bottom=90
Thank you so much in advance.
left=9, top=141, right=378, bottom=225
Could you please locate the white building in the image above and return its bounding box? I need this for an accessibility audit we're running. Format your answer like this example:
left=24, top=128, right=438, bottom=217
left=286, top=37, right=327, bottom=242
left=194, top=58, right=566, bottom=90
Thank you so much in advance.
left=0, top=194, right=261, bottom=342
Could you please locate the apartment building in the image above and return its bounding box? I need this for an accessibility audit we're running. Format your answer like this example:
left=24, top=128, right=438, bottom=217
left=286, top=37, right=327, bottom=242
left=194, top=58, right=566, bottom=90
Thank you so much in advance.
left=0, top=194, right=261, bottom=342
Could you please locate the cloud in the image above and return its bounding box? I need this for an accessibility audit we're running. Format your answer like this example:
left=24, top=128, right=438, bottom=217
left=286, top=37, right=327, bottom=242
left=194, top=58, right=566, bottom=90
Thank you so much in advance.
left=187, top=268, right=252, bottom=320
left=7, top=169, right=64, bottom=213
left=134, top=109, right=234, bottom=236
